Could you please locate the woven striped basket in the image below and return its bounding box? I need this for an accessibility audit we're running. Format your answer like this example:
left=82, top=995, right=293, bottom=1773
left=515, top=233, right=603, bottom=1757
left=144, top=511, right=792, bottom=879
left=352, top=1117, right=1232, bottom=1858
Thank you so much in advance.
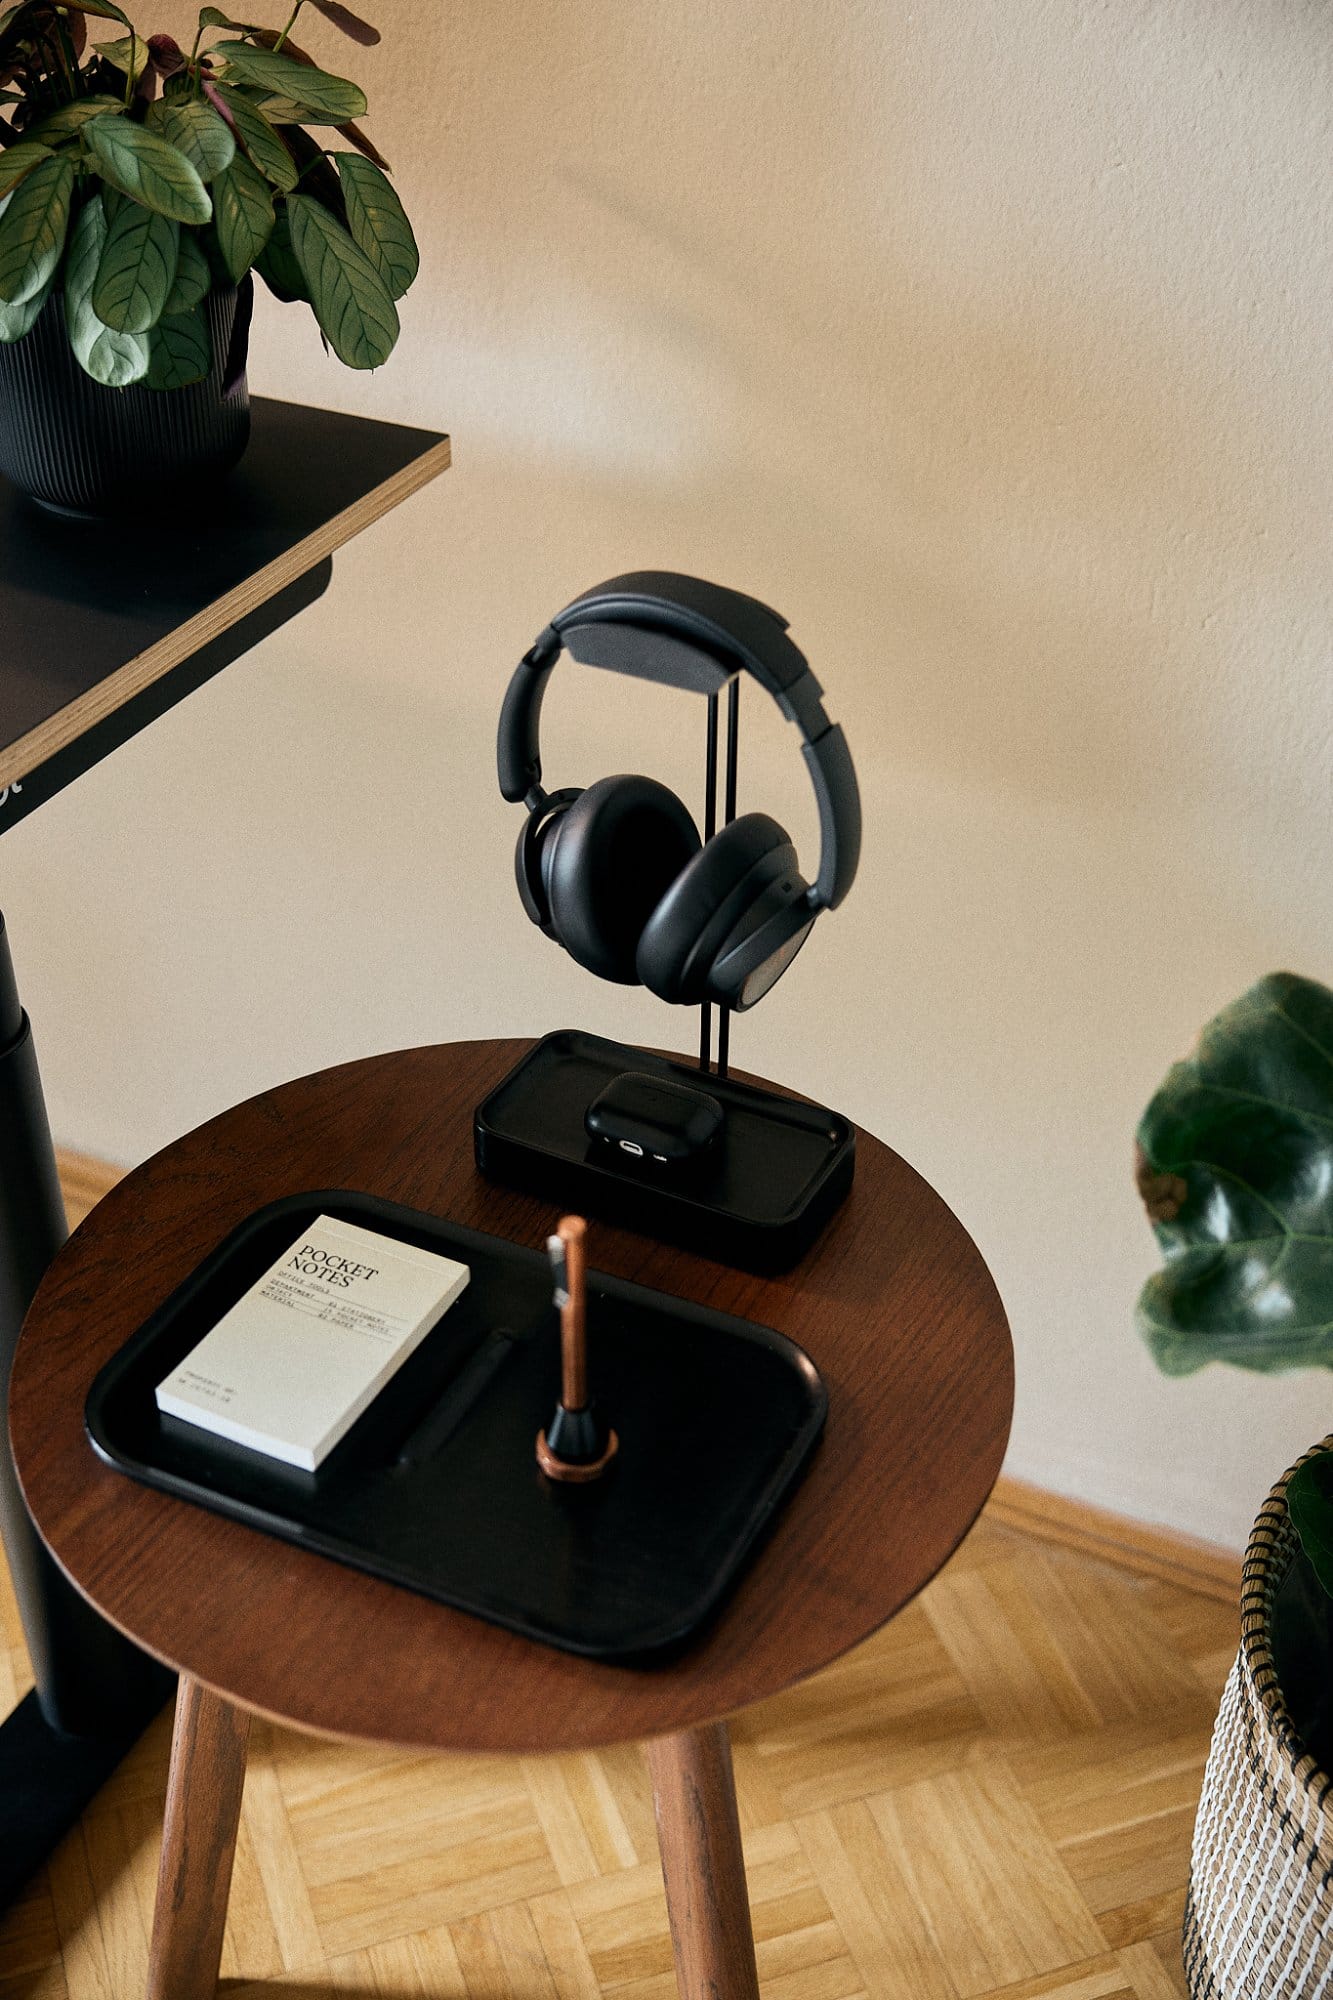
left=1184, top=1439, right=1333, bottom=1997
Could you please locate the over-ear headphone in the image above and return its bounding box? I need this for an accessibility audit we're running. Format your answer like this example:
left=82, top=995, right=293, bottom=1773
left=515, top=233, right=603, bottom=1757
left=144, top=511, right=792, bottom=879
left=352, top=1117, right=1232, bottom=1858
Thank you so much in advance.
left=497, top=572, right=861, bottom=1012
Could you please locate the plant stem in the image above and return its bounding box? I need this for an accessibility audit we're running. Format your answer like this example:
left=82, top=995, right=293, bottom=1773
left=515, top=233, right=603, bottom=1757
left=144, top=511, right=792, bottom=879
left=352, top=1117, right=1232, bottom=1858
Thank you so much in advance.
left=271, top=0, right=306, bottom=54
left=291, top=145, right=327, bottom=186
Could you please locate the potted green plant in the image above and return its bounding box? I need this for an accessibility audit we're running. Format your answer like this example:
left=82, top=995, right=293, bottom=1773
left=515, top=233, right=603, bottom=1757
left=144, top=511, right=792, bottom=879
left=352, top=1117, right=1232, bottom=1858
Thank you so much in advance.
left=1136, top=971, right=1333, bottom=1999
left=0, top=0, right=418, bottom=514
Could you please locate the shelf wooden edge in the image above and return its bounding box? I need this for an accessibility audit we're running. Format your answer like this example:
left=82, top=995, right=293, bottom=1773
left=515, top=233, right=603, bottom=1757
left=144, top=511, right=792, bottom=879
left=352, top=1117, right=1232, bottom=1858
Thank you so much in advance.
left=0, top=433, right=451, bottom=795
left=988, top=1473, right=1242, bottom=1604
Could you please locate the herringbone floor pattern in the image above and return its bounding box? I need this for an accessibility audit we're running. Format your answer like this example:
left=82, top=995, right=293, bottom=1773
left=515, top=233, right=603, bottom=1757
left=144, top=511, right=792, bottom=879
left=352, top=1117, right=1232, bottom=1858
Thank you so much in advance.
left=0, top=1172, right=1237, bottom=2000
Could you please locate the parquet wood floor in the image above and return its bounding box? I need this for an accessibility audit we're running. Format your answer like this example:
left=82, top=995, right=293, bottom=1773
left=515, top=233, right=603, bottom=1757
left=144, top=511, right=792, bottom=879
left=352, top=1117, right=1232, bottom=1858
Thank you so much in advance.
left=0, top=1169, right=1237, bottom=2000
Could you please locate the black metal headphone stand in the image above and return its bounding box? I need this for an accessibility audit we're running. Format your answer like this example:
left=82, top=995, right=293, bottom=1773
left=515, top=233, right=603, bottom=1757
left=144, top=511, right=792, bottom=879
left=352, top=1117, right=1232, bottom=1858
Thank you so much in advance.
left=697, top=678, right=740, bottom=1083
left=475, top=679, right=857, bottom=1274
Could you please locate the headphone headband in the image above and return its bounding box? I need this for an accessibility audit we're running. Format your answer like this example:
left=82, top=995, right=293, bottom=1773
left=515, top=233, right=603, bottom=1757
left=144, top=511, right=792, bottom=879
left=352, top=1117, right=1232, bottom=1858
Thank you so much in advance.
left=498, top=572, right=860, bottom=909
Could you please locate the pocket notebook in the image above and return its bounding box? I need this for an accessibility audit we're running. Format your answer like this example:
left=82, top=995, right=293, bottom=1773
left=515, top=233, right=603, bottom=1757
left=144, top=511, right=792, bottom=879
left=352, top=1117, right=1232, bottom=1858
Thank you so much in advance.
left=154, top=1213, right=470, bottom=1471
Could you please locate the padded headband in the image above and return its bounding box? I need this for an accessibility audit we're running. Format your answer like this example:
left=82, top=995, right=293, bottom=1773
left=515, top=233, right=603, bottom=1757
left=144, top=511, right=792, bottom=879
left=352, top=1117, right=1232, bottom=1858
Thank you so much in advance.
left=498, top=572, right=861, bottom=909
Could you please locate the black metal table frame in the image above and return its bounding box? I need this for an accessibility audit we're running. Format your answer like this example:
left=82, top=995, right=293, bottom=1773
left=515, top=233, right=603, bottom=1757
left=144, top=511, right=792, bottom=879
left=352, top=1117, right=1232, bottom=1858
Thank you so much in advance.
left=0, top=568, right=339, bottom=1909
left=0, top=395, right=449, bottom=1910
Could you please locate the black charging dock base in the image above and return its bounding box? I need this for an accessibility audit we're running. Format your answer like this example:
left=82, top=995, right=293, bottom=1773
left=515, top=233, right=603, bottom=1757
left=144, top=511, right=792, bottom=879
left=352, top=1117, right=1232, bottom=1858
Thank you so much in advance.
left=474, top=1030, right=855, bottom=1273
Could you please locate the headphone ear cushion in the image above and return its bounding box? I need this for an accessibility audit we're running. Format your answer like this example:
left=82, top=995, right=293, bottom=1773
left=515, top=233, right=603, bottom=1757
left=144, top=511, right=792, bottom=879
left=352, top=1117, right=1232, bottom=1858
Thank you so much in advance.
left=515, top=788, right=582, bottom=936
left=545, top=774, right=701, bottom=983
left=636, top=813, right=803, bottom=1005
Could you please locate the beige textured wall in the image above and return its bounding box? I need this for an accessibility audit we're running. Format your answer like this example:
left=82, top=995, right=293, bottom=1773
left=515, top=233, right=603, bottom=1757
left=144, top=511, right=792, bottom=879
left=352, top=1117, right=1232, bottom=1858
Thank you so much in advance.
left=5, top=0, right=1333, bottom=1544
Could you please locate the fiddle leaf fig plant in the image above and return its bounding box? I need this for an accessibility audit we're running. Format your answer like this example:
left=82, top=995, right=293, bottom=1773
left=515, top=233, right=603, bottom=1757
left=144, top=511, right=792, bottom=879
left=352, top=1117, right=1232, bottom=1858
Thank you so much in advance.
left=0, top=0, right=417, bottom=387
left=1136, top=969, right=1333, bottom=1598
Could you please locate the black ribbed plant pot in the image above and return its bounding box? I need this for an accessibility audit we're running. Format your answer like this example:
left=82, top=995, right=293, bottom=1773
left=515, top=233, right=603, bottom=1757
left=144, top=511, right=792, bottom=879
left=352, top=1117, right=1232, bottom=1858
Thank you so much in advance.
left=0, top=278, right=253, bottom=519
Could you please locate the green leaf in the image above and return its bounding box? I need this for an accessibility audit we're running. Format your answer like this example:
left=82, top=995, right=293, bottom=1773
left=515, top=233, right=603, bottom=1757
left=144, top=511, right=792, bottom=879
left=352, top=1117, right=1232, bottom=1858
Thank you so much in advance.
left=1290, top=1454, right=1333, bottom=1599
left=0, top=139, right=50, bottom=199
left=92, top=196, right=178, bottom=331
left=209, top=83, right=296, bottom=189
left=241, top=95, right=314, bottom=124
left=0, top=151, right=71, bottom=303
left=162, top=225, right=210, bottom=312
left=213, top=43, right=366, bottom=124
left=1136, top=972, right=1333, bottom=1374
left=0, top=262, right=50, bottom=338
left=92, top=32, right=149, bottom=81
left=22, top=94, right=122, bottom=144
left=145, top=302, right=211, bottom=388
left=210, top=151, right=271, bottom=281
left=145, top=98, right=235, bottom=181
left=60, top=1, right=134, bottom=23
left=253, top=198, right=306, bottom=300
left=334, top=151, right=415, bottom=299
left=85, top=113, right=212, bottom=224
left=286, top=190, right=396, bottom=367
left=63, top=191, right=149, bottom=383
left=198, top=5, right=261, bottom=27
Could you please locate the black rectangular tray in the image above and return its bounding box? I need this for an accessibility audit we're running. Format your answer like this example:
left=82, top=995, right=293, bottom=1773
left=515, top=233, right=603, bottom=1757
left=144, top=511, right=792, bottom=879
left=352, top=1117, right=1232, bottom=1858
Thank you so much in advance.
left=85, top=1191, right=827, bottom=1662
left=475, top=1030, right=855, bottom=1272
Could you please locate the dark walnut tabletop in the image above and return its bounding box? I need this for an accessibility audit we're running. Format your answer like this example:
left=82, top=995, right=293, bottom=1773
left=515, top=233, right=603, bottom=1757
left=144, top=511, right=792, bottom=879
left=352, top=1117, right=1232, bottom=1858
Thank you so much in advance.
left=9, top=1038, right=1013, bottom=1755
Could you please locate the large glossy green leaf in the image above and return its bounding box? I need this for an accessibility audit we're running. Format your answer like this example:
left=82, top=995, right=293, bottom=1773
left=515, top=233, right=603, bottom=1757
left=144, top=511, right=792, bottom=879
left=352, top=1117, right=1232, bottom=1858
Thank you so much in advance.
left=1136, top=971, right=1333, bottom=1374
left=60, top=1, right=134, bottom=23
left=63, top=190, right=148, bottom=383
left=0, top=139, right=50, bottom=199
left=244, top=95, right=310, bottom=124
left=334, top=151, right=415, bottom=299
left=145, top=98, right=235, bottom=181
left=0, top=150, right=71, bottom=303
left=0, top=262, right=50, bottom=338
left=22, top=94, right=122, bottom=144
left=198, top=6, right=262, bottom=28
left=1289, top=1453, right=1333, bottom=1600
left=0, top=0, right=117, bottom=30
left=92, top=32, right=149, bottom=81
left=85, top=113, right=212, bottom=224
left=286, top=190, right=396, bottom=367
left=208, top=83, right=297, bottom=190
left=161, top=225, right=210, bottom=312
left=213, top=43, right=366, bottom=124
left=253, top=198, right=306, bottom=300
left=145, top=302, right=211, bottom=387
left=210, top=151, right=271, bottom=281
left=92, top=195, right=178, bottom=330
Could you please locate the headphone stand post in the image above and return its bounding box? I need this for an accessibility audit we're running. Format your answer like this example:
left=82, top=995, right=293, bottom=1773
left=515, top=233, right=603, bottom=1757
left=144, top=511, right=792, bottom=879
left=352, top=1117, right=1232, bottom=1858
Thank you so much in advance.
left=699, top=680, right=740, bottom=1084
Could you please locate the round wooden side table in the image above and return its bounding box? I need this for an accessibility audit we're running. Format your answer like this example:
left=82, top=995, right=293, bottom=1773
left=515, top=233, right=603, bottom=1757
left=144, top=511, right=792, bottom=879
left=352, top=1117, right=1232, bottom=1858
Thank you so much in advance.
left=9, top=1039, right=1013, bottom=2000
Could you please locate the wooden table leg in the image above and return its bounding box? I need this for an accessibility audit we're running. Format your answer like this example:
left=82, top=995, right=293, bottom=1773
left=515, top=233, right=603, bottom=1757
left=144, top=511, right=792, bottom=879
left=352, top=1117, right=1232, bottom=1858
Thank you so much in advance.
left=147, top=1675, right=250, bottom=2000
left=644, top=1720, right=760, bottom=2000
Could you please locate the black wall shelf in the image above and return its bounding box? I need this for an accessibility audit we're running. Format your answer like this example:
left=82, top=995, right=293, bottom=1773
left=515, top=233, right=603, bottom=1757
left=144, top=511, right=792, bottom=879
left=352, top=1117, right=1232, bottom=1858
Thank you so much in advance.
left=0, top=398, right=451, bottom=833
